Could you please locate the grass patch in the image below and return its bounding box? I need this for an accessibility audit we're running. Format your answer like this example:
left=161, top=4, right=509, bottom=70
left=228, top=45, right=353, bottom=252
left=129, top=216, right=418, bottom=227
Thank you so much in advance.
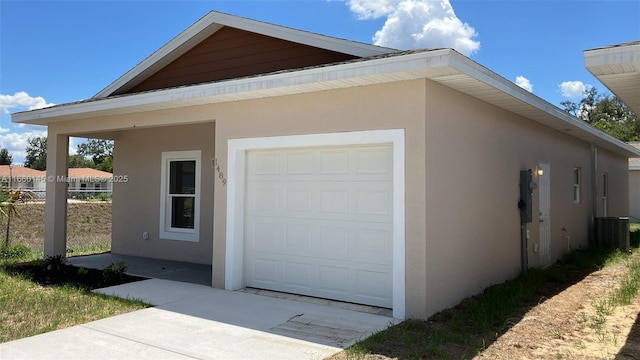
left=0, top=264, right=147, bottom=343
left=337, top=245, right=640, bottom=359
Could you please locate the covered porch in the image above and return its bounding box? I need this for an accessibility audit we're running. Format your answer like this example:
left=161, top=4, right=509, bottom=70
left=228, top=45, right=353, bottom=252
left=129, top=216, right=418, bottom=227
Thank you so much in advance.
left=66, top=253, right=212, bottom=286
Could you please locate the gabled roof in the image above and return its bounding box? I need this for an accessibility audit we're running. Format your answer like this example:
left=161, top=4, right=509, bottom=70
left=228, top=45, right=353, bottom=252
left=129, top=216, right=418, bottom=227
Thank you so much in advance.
left=14, top=48, right=640, bottom=158
left=93, top=10, right=396, bottom=98
left=12, top=12, right=640, bottom=159
left=584, top=41, right=640, bottom=115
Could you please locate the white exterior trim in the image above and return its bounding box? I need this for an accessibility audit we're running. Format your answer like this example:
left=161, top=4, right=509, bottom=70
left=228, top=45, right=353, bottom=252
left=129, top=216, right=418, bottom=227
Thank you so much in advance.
left=225, top=129, right=406, bottom=319
left=94, top=11, right=394, bottom=98
left=159, top=150, right=202, bottom=242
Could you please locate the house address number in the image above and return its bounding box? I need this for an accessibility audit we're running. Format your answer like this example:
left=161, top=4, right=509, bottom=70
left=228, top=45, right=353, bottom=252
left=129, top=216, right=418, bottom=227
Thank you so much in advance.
left=213, top=158, right=226, bottom=186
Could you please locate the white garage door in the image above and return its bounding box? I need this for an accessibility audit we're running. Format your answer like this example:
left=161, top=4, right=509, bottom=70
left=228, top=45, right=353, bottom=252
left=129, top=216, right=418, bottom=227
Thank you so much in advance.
left=245, top=144, right=393, bottom=308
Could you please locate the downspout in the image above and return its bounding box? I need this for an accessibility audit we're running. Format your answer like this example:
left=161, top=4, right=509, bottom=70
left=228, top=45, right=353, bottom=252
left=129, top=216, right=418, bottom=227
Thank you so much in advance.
left=589, top=144, right=598, bottom=246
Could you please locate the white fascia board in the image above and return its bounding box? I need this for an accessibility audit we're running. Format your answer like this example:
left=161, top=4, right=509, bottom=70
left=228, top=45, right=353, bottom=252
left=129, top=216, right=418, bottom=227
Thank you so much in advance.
left=94, top=11, right=394, bottom=98
left=208, top=11, right=395, bottom=57
left=13, top=50, right=455, bottom=124
left=584, top=42, right=640, bottom=75
left=14, top=47, right=640, bottom=158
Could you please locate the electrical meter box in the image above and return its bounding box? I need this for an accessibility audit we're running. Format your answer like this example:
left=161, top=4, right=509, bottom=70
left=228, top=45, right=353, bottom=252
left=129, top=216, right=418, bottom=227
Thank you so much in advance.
left=519, top=170, right=533, bottom=223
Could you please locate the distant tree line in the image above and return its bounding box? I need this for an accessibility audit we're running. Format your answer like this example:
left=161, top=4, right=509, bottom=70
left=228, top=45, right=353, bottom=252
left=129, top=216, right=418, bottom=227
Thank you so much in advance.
left=1, top=138, right=113, bottom=172
left=560, top=87, right=639, bottom=142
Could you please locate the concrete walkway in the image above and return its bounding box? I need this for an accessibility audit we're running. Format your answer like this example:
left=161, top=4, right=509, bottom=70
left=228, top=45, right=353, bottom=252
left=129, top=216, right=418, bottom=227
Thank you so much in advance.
left=0, top=279, right=396, bottom=360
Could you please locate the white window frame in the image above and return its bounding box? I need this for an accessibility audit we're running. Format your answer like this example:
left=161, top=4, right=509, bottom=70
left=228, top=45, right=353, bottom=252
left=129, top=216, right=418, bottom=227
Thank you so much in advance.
left=159, top=150, right=201, bottom=242
left=573, top=167, right=581, bottom=204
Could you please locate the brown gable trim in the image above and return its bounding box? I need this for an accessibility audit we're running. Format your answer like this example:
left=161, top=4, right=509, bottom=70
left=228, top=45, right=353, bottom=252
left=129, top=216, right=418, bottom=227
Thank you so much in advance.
left=123, top=27, right=357, bottom=95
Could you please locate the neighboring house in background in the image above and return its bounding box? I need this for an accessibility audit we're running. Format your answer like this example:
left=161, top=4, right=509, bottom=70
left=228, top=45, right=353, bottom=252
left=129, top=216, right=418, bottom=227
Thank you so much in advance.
left=584, top=42, right=640, bottom=222
left=67, top=168, right=113, bottom=194
left=0, top=165, right=46, bottom=192
left=12, top=12, right=640, bottom=320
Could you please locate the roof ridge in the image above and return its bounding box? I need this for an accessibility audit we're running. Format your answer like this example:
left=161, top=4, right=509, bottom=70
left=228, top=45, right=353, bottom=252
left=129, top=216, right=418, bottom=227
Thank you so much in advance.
left=93, top=10, right=396, bottom=99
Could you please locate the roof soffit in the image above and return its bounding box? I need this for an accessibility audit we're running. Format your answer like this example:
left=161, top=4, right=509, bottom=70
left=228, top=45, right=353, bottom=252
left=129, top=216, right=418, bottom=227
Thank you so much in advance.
left=584, top=42, right=640, bottom=115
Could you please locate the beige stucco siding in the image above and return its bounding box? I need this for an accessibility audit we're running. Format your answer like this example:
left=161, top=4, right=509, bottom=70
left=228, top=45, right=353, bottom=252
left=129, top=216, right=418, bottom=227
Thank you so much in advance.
left=596, top=148, right=629, bottom=218
left=422, top=80, right=600, bottom=316
left=112, top=122, right=215, bottom=264
left=42, top=76, right=630, bottom=320
left=630, top=170, right=640, bottom=220
left=210, top=79, right=429, bottom=317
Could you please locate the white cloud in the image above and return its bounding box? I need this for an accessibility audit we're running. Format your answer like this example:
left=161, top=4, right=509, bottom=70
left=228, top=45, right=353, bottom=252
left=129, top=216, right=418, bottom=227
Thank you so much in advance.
left=0, top=126, right=47, bottom=165
left=559, top=81, right=587, bottom=98
left=0, top=91, right=55, bottom=114
left=347, top=0, right=480, bottom=56
left=348, top=0, right=398, bottom=19
left=515, top=76, right=533, bottom=92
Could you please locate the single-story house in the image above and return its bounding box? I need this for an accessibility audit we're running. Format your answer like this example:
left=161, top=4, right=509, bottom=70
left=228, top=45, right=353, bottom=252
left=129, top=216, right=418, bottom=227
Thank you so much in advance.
left=67, top=168, right=113, bottom=194
left=583, top=42, right=640, bottom=222
left=0, top=165, right=46, bottom=192
left=12, top=11, right=640, bottom=319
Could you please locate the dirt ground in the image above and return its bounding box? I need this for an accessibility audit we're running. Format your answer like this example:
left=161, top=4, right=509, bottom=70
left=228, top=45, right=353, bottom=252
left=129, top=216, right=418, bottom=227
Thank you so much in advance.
left=4, top=202, right=111, bottom=250
left=476, top=262, right=640, bottom=359
left=331, top=256, right=640, bottom=360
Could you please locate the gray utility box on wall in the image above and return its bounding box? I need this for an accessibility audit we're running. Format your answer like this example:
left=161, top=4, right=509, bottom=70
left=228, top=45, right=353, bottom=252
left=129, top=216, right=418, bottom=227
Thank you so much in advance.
left=594, top=217, right=630, bottom=250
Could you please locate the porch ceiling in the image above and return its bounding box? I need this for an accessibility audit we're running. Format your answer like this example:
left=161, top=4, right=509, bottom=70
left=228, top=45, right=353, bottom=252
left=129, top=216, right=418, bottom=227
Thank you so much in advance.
left=12, top=48, right=640, bottom=158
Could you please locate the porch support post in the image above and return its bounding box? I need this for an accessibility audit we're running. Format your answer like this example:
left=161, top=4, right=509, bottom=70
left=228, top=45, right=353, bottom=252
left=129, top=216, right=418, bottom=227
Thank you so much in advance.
left=44, top=133, right=69, bottom=257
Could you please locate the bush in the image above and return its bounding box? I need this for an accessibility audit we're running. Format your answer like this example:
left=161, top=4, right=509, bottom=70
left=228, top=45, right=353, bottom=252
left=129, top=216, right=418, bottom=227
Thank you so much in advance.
left=0, top=244, right=31, bottom=259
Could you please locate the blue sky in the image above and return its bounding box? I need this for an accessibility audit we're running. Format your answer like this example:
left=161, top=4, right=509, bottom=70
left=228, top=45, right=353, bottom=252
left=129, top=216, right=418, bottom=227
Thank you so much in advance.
left=1, top=0, right=639, bottom=164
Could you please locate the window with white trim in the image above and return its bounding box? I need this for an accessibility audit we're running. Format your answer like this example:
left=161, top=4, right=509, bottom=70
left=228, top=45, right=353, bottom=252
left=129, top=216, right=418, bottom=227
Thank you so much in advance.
left=160, top=151, right=201, bottom=242
left=573, top=167, right=581, bottom=204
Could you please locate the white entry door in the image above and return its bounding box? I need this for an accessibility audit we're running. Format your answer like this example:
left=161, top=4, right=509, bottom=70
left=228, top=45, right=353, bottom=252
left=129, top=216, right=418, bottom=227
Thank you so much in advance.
left=538, top=163, right=551, bottom=266
left=244, top=144, right=393, bottom=308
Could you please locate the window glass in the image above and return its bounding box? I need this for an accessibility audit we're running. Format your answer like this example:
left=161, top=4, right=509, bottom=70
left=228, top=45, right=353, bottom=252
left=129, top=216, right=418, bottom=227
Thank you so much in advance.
left=169, top=161, right=196, bottom=195
left=171, top=196, right=195, bottom=229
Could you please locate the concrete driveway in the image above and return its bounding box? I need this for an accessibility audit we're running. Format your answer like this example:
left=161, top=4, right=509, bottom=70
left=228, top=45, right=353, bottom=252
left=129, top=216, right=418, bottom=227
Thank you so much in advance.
left=0, top=279, right=395, bottom=360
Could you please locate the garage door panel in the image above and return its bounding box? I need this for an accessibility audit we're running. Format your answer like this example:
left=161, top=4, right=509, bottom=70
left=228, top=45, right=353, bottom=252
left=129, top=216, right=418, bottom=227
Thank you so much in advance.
left=318, top=150, right=350, bottom=174
left=245, top=145, right=393, bottom=308
left=284, top=262, right=314, bottom=288
left=251, top=258, right=280, bottom=284
left=250, top=186, right=280, bottom=211
left=252, top=153, right=281, bottom=175
left=285, top=189, right=313, bottom=212
left=355, top=148, right=393, bottom=175
left=285, top=151, right=314, bottom=175
left=284, top=224, right=313, bottom=250
left=246, top=221, right=282, bottom=250
left=355, top=268, right=391, bottom=298
left=248, top=183, right=391, bottom=222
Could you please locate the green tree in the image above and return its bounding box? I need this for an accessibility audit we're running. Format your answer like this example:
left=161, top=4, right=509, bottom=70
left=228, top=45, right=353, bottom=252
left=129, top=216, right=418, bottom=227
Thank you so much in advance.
left=0, top=148, right=12, bottom=165
left=561, top=87, right=640, bottom=142
left=68, top=153, right=94, bottom=168
left=24, top=137, right=47, bottom=170
left=76, top=139, right=113, bottom=172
